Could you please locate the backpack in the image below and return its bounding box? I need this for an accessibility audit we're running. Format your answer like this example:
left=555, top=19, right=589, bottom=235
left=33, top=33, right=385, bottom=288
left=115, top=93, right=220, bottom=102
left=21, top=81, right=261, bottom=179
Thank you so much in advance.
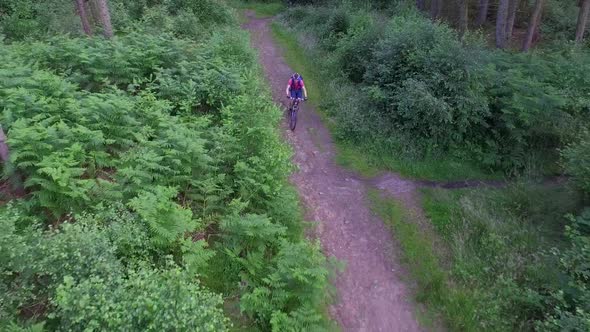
left=289, top=75, right=303, bottom=90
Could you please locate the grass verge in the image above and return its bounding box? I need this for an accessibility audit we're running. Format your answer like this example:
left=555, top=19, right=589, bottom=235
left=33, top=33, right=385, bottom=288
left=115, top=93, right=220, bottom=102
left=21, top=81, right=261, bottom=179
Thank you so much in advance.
left=368, top=189, right=480, bottom=331
left=421, top=183, right=582, bottom=330
left=336, top=141, right=502, bottom=180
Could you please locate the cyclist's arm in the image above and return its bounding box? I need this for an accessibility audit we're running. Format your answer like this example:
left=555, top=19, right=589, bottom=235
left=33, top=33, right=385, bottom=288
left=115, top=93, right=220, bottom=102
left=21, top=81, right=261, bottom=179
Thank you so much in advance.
left=286, top=79, right=292, bottom=97
left=302, top=86, right=308, bottom=99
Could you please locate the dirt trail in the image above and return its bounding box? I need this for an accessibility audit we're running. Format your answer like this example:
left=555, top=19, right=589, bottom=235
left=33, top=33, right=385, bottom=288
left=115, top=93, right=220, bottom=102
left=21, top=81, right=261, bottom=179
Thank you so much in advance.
left=243, top=13, right=423, bottom=331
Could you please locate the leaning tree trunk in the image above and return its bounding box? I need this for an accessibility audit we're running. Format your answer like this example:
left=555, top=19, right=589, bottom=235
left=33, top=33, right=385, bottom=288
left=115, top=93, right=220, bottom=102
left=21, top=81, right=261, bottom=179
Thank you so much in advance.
left=431, top=0, right=443, bottom=20
left=417, top=0, right=426, bottom=11
left=496, top=0, right=510, bottom=48
left=523, top=0, right=544, bottom=51
left=74, top=0, right=93, bottom=36
left=459, top=0, right=469, bottom=38
left=476, top=0, right=490, bottom=26
left=506, top=0, right=520, bottom=41
left=575, top=0, right=590, bottom=42
left=96, top=0, right=113, bottom=38
left=0, top=126, right=9, bottom=164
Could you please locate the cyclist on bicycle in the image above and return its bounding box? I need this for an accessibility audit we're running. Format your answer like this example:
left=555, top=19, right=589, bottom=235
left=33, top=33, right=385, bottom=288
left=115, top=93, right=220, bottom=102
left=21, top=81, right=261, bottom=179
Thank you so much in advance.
left=285, top=72, right=308, bottom=101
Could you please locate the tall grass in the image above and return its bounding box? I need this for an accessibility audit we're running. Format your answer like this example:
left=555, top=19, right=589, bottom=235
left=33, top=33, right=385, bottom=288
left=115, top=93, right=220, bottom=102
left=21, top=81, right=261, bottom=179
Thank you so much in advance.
left=419, top=183, right=584, bottom=330
left=368, top=189, right=482, bottom=331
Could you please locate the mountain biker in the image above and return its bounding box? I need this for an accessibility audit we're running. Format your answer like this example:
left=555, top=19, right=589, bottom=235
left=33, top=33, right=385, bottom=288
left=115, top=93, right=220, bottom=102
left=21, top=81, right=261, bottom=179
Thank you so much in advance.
left=285, top=73, right=308, bottom=101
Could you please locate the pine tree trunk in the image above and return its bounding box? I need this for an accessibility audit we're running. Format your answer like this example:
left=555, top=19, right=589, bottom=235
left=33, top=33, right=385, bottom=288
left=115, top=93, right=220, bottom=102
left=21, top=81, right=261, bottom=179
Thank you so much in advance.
left=496, top=0, right=510, bottom=48
left=96, top=0, right=113, bottom=38
left=74, top=0, right=93, bottom=36
left=417, top=0, right=426, bottom=11
left=476, top=0, right=490, bottom=26
left=459, top=0, right=469, bottom=38
left=506, top=0, right=520, bottom=40
left=0, top=126, right=9, bottom=163
left=575, top=0, right=590, bottom=42
left=431, top=0, right=443, bottom=20
left=523, top=0, right=544, bottom=51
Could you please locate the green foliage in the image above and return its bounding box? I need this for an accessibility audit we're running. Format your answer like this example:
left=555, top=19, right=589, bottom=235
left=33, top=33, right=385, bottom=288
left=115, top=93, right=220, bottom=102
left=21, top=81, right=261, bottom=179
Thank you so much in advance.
left=331, top=10, right=381, bottom=83
left=0, top=205, right=123, bottom=321
left=563, top=132, right=590, bottom=194
left=165, top=0, right=235, bottom=25
left=421, top=183, right=586, bottom=331
left=0, top=2, right=330, bottom=329
left=230, top=0, right=286, bottom=18
left=539, top=210, right=590, bottom=331
left=54, top=267, right=229, bottom=331
left=368, top=190, right=471, bottom=329
left=280, top=4, right=590, bottom=175
left=0, top=0, right=80, bottom=41
left=239, top=240, right=329, bottom=331
left=128, top=186, right=197, bottom=247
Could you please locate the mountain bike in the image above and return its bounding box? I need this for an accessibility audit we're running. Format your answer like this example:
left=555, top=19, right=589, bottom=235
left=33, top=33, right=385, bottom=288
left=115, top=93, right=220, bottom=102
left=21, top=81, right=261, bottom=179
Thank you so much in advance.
left=287, top=97, right=305, bottom=131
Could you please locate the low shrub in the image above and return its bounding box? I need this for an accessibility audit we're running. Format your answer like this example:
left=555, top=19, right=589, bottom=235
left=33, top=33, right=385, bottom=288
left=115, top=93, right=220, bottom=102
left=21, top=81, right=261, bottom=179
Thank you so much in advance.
left=54, top=267, right=229, bottom=331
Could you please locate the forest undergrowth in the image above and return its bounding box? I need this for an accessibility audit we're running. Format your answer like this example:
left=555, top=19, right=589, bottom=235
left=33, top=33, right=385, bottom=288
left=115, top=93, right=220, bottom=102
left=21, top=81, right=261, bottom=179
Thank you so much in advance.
left=0, top=1, right=331, bottom=331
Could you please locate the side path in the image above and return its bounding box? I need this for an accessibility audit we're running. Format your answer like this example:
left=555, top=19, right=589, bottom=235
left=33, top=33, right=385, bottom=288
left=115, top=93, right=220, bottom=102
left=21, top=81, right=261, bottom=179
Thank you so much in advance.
left=243, top=13, right=424, bottom=332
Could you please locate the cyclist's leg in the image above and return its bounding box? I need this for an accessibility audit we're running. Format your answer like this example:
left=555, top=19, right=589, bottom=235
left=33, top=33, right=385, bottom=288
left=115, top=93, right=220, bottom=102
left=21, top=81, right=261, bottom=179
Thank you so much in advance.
left=289, top=90, right=297, bottom=109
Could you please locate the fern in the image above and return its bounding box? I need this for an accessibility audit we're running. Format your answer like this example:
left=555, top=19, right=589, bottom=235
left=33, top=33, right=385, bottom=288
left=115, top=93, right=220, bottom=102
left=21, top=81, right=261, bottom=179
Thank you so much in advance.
left=24, top=144, right=95, bottom=217
left=181, top=238, right=215, bottom=276
left=128, top=186, right=197, bottom=247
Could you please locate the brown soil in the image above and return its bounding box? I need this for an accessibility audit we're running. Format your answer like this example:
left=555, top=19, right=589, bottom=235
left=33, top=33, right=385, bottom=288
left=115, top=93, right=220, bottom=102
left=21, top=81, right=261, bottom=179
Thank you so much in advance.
left=243, top=13, right=424, bottom=331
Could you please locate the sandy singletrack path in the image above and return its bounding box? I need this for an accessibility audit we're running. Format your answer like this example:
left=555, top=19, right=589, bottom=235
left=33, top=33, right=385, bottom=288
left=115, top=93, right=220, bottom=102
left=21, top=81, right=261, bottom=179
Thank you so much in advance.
left=243, top=13, right=423, bottom=332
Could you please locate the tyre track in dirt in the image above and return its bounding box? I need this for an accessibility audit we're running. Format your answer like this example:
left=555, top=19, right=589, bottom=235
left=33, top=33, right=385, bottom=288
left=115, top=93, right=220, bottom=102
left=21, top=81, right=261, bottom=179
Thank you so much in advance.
left=243, top=13, right=423, bottom=332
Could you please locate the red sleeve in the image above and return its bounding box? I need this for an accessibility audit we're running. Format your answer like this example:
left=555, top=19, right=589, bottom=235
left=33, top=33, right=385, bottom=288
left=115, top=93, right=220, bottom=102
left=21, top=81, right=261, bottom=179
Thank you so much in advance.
left=288, top=78, right=293, bottom=85
left=300, top=80, right=305, bottom=87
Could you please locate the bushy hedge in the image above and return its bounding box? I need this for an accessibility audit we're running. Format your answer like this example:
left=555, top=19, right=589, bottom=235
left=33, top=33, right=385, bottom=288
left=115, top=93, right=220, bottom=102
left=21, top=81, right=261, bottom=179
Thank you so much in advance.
left=280, top=4, right=590, bottom=173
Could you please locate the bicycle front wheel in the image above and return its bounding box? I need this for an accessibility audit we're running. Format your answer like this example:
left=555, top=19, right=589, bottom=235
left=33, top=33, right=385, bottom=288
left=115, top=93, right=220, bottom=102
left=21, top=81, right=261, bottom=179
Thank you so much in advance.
left=289, top=108, right=297, bottom=131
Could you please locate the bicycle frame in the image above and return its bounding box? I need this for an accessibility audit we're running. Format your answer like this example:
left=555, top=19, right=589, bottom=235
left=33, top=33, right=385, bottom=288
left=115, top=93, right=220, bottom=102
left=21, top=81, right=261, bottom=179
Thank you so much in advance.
left=289, top=97, right=302, bottom=111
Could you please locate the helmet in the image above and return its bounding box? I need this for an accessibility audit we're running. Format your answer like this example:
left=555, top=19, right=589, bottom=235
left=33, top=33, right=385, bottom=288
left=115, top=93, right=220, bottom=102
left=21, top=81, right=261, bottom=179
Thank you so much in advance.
left=292, top=72, right=300, bottom=79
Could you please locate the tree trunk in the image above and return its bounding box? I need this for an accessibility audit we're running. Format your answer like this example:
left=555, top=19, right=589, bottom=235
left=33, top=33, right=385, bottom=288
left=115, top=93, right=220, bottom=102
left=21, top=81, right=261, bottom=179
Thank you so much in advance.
left=74, top=0, right=93, bottom=36
left=459, top=0, right=469, bottom=38
left=0, top=126, right=9, bottom=164
left=523, top=0, right=544, bottom=51
left=476, top=0, right=490, bottom=26
left=575, top=0, right=590, bottom=42
left=506, top=0, right=520, bottom=41
left=85, top=0, right=100, bottom=27
left=96, top=0, right=113, bottom=38
left=431, top=0, right=443, bottom=20
left=496, top=0, right=510, bottom=48
left=417, top=0, right=426, bottom=11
